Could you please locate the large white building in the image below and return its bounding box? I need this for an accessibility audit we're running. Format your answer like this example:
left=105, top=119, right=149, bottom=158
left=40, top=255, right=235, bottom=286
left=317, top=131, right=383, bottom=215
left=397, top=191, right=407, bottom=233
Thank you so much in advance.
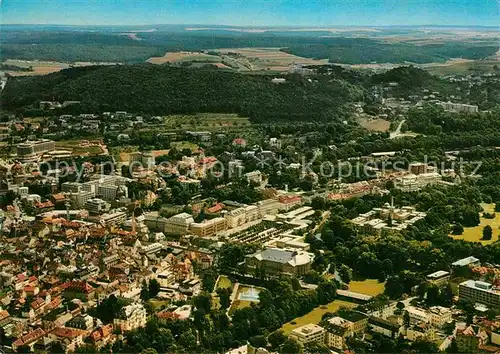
left=16, top=139, right=55, bottom=162
left=62, top=175, right=131, bottom=206
left=438, top=101, right=478, bottom=114
left=458, top=280, right=500, bottom=309
left=245, top=248, right=314, bottom=276
left=165, top=212, right=195, bottom=235
left=393, top=172, right=441, bottom=192
left=351, top=203, right=426, bottom=235
left=114, top=303, right=147, bottom=332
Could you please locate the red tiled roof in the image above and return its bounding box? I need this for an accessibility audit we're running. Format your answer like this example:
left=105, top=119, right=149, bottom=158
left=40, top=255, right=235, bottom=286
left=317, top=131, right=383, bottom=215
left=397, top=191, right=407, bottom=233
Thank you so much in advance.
left=13, top=328, right=45, bottom=348
left=0, top=310, right=9, bottom=321
left=53, top=327, right=86, bottom=338
left=156, top=311, right=181, bottom=320
left=62, top=281, right=95, bottom=294
left=52, top=193, right=66, bottom=201
left=207, top=203, right=224, bottom=213
left=31, top=298, right=46, bottom=310
left=35, top=200, right=55, bottom=209
left=24, top=286, right=36, bottom=293
left=278, top=195, right=301, bottom=204
left=232, top=138, right=246, bottom=145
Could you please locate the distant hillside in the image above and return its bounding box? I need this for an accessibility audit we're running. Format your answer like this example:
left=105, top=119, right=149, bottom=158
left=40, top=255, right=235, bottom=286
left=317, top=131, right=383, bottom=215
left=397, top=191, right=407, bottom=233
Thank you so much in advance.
left=281, top=40, right=498, bottom=64
left=0, top=64, right=364, bottom=122
left=370, top=65, right=456, bottom=96
left=1, top=29, right=497, bottom=64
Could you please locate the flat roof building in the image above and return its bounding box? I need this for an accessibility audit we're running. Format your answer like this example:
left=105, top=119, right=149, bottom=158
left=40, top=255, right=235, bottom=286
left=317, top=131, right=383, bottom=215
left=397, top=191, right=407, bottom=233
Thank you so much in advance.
left=289, top=324, right=325, bottom=346
left=458, top=280, right=500, bottom=310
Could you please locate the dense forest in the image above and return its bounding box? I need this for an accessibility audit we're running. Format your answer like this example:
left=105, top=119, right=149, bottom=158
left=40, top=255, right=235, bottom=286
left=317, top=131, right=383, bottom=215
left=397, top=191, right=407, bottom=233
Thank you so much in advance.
left=1, top=29, right=498, bottom=64
left=281, top=40, right=498, bottom=64
left=0, top=64, right=364, bottom=122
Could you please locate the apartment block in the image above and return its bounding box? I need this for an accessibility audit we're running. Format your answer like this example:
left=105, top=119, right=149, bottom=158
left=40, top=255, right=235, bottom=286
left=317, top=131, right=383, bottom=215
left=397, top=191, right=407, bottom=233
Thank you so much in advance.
left=190, top=217, right=227, bottom=237
left=458, top=280, right=500, bottom=309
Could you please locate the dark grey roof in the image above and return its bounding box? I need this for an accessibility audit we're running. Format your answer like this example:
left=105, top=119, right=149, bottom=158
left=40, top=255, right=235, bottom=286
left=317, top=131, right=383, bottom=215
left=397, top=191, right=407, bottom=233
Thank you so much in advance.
left=258, top=248, right=295, bottom=264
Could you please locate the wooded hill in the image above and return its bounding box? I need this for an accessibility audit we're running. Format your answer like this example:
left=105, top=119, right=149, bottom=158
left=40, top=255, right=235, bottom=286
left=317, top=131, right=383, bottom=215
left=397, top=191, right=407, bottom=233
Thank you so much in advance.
left=1, top=64, right=364, bottom=122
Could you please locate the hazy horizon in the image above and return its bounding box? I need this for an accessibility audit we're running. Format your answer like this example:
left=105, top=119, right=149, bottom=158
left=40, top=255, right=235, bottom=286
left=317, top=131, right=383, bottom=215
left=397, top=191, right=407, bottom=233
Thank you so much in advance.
left=3, top=0, right=499, bottom=27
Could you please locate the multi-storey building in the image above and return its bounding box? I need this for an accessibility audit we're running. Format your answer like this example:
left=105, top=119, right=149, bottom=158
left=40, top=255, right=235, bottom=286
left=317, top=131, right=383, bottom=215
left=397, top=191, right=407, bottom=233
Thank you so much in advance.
left=393, top=172, right=441, bottom=192
left=165, top=213, right=195, bottom=235
left=225, top=207, right=247, bottom=228
left=426, top=270, right=450, bottom=286
left=438, top=101, right=479, bottom=114
left=190, top=217, right=226, bottom=237
left=85, top=198, right=111, bottom=215
left=428, top=306, right=452, bottom=328
left=114, top=304, right=147, bottom=332
left=16, top=139, right=55, bottom=162
left=289, top=324, right=326, bottom=346
left=458, top=280, right=500, bottom=309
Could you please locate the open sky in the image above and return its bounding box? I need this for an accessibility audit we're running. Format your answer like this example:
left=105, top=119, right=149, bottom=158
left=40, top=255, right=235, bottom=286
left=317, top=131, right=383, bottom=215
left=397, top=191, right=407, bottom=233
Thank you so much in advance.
left=2, top=0, right=499, bottom=27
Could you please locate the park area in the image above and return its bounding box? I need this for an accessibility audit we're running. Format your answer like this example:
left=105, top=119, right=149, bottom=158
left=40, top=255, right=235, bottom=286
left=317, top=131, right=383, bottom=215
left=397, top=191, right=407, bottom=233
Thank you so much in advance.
left=281, top=299, right=357, bottom=334
left=348, top=279, right=385, bottom=296
left=280, top=278, right=384, bottom=334
left=449, top=203, right=499, bottom=245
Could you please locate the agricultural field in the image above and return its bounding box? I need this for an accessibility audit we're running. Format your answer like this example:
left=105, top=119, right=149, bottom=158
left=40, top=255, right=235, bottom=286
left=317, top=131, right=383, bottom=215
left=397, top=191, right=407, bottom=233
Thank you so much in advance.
left=424, top=59, right=500, bottom=76
left=348, top=279, right=386, bottom=296
left=213, top=47, right=328, bottom=71
left=449, top=203, right=500, bottom=245
left=147, top=51, right=221, bottom=64
left=147, top=48, right=328, bottom=72
left=1, top=59, right=117, bottom=76
left=281, top=299, right=357, bottom=334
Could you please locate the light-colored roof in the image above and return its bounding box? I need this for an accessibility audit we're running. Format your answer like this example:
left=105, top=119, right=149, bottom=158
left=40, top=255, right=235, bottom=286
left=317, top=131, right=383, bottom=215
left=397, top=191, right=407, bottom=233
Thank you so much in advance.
left=452, top=256, right=479, bottom=267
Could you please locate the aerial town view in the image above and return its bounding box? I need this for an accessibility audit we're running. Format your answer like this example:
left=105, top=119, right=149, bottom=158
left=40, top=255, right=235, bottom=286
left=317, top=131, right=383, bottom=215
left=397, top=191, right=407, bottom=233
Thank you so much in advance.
left=0, top=0, right=499, bottom=353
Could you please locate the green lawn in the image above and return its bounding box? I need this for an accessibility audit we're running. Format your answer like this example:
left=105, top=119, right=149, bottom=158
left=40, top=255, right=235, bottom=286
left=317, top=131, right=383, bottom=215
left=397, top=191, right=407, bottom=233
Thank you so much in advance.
left=449, top=203, right=499, bottom=245
left=348, top=279, right=386, bottom=296
left=149, top=299, right=170, bottom=310
left=215, top=275, right=232, bottom=290
left=228, top=300, right=254, bottom=315
left=281, top=300, right=357, bottom=334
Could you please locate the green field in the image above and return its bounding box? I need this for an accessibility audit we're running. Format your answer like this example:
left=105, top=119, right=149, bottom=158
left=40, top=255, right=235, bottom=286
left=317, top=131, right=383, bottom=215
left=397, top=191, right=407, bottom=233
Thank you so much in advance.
left=348, top=279, right=386, bottom=296
left=281, top=299, right=357, bottom=334
left=215, top=275, right=233, bottom=290
left=449, top=203, right=499, bottom=245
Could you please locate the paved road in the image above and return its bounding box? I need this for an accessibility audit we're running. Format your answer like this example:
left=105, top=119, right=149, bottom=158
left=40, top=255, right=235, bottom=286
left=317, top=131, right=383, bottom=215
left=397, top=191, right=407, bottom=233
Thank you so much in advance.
left=390, top=119, right=406, bottom=139
left=312, top=210, right=331, bottom=233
